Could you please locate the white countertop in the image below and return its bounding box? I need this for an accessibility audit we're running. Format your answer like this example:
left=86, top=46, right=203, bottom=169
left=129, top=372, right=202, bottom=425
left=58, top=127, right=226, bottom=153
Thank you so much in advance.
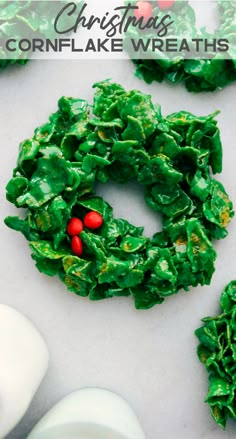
left=1, top=58, right=236, bottom=439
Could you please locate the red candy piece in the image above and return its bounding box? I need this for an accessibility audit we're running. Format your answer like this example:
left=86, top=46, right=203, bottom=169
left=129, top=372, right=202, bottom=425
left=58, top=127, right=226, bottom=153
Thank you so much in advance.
left=71, top=236, right=83, bottom=256
left=84, top=211, right=103, bottom=230
left=134, top=1, right=153, bottom=20
left=67, top=218, right=84, bottom=236
left=157, top=0, right=175, bottom=9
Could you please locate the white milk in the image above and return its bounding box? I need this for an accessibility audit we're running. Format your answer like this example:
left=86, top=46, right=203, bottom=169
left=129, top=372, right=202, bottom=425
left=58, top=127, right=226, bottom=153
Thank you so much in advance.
left=27, top=388, right=146, bottom=439
left=27, top=424, right=130, bottom=439
left=0, top=305, right=49, bottom=438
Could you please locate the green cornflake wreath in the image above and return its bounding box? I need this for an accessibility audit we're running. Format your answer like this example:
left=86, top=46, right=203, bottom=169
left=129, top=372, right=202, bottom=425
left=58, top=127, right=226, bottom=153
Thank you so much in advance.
left=196, top=281, right=236, bottom=428
left=5, top=81, right=234, bottom=309
left=126, top=0, right=236, bottom=92
left=0, top=0, right=67, bottom=70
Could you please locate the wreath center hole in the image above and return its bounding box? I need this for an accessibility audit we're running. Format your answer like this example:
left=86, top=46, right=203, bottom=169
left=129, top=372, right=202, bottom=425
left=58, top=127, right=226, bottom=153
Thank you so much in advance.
left=96, top=180, right=162, bottom=238
left=191, top=0, right=219, bottom=33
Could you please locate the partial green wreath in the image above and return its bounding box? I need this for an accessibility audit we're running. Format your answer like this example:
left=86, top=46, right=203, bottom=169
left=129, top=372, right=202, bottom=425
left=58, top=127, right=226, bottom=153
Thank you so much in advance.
left=5, top=81, right=234, bottom=308
left=125, top=0, right=236, bottom=92
left=0, top=0, right=68, bottom=69
left=196, top=281, right=236, bottom=428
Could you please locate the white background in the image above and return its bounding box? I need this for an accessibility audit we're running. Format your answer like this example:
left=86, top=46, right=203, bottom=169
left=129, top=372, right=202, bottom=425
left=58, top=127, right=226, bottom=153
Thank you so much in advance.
left=1, top=2, right=236, bottom=434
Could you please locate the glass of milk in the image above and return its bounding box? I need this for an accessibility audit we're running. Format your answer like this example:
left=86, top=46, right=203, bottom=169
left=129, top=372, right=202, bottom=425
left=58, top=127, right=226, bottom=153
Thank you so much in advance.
left=27, top=388, right=146, bottom=439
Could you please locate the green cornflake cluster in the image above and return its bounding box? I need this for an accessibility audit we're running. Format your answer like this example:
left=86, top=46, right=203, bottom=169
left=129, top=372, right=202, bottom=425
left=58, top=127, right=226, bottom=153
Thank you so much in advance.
left=0, top=0, right=67, bottom=70
left=0, top=1, right=26, bottom=69
left=127, top=0, right=236, bottom=92
left=5, top=81, right=234, bottom=308
left=196, top=281, right=236, bottom=428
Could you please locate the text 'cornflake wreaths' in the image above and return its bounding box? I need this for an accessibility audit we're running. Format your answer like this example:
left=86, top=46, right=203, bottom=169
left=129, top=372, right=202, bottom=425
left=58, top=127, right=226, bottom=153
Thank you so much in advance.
left=196, top=281, right=236, bottom=428
left=5, top=81, right=234, bottom=309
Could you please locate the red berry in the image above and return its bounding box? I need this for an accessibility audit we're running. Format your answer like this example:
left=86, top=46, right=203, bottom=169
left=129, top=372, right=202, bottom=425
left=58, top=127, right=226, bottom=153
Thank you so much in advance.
left=67, top=218, right=84, bottom=236
left=157, top=0, right=175, bottom=10
left=71, top=236, right=83, bottom=256
left=84, top=211, right=103, bottom=230
left=134, top=1, right=153, bottom=21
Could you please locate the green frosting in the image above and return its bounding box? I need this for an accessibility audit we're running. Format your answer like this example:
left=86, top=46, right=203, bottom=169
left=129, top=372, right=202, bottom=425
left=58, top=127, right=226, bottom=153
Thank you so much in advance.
left=196, top=281, right=236, bottom=428
left=126, top=0, right=236, bottom=92
left=5, top=81, right=234, bottom=308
